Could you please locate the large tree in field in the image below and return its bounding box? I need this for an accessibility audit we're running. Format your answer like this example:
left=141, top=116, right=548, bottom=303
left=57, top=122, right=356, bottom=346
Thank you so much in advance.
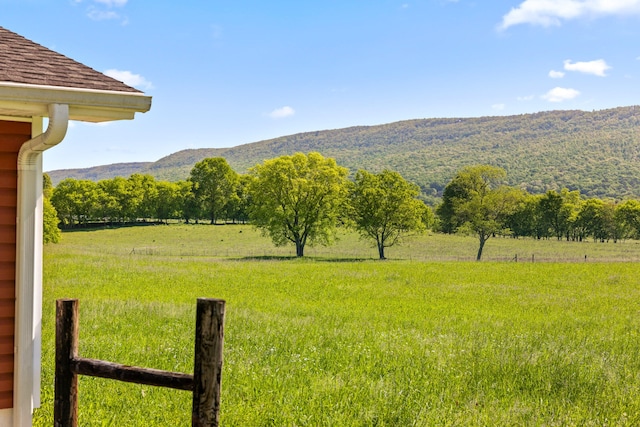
left=438, top=165, right=522, bottom=261
left=248, top=152, right=348, bottom=257
left=349, top=169, right=427, bottom=259
left=189, top=157, right=238, bottom=224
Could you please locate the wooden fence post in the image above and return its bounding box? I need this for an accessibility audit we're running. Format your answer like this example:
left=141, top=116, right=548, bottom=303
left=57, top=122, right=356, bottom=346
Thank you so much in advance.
left=54, top=299, right=79, bottom=427
left=192, top=298, right=226, bottom=427
left=54, top=298, right=225, bottom=426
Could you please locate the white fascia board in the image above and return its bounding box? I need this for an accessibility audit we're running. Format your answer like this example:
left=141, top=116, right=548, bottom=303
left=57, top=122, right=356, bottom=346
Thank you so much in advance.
left=0, top=82, right=151, bottom=122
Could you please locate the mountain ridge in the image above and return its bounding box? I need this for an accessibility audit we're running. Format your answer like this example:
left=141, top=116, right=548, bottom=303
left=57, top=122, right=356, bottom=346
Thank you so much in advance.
left=47, top=106, right=640, bottom=200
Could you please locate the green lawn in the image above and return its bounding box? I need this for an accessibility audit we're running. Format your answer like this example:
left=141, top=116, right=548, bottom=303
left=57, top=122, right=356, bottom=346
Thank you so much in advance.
left=33, top=225, right=640, bottom=425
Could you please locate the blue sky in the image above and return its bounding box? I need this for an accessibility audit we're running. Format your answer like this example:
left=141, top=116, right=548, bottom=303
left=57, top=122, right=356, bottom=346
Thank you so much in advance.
left=3, top=0, right=640, bottom=171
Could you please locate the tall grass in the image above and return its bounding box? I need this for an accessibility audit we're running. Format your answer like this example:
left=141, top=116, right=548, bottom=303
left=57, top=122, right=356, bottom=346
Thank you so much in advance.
left=33, top=225, right=640, bottom=425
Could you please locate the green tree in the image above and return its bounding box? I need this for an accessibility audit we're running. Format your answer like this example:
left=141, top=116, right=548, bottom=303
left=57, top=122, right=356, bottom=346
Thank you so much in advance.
left=536, top=189, right=584, bottom=241
left=248, top=152, right=348, bottom=257
left=96, top=179, right=119, bottom=223
left=616, top=199, right=640, bottom=239
left=558, top=188, right=583, bottom=241
left=51, top=178, right=100, bottom=227
left=349, top=170, right=426, bottom=259
left=538, top=190, right=565, bottom=239
left=127, top=174, right=158, bottom=220
left=98, top=177, right=129, bottom=222
left=42, top=174, right=61, bottom=243
left=506, top=193, right=541, bottom=239
left=438, top=165, right=522, bottom=260
left=577, top=198, right=617, bottom=242
left=436, top=173, right=473, bottom=234
left=224, top=174, right=251, bottom=224
left=176, top=180, right=199, bottom=223
left=43, top=197, right=61, bottom=242
left=155, top=181, right=181, bottom=223
left=600, top=200, right=624, bottom=243
left=189, top=157, right=238, bottom=224
left=611, top=202, right=631, bottom=242
left=43, top=173, right=53, bottom=199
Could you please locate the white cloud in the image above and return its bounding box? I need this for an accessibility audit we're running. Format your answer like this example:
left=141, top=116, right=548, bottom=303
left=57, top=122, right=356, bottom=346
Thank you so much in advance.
left=563, top=59, right=611, bottom=76
left=517, top=95, right=535, bottom=101
left=74, top=0, right=129, bottom=7
left=104, top=69, right=154, bottom=90
left=492, top=103, right=506, bottom=111
left=549, top=70, right=565, bottom=78
left=541, top=87, right=580, bottom=102
left=499, top=0, right=640, bottom=30
left=268, top=106, right=295, bottom=119
left=82, top=0, right=128, bottom=23
left=95, top=0, right=128, bottom=5
left=87, top=9, right=120, bottom=21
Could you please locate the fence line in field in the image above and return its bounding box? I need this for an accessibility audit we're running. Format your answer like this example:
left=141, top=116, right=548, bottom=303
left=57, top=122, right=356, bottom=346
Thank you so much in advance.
left=123, top=246, right=640, bottom=262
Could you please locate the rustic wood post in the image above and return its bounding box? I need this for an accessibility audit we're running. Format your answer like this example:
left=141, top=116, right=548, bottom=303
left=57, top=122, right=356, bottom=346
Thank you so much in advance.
left=192, top=298, right=226, bottom=427
left=53, top=298, right=226, bottom=426
left=54, top=299, right=79, bottom=427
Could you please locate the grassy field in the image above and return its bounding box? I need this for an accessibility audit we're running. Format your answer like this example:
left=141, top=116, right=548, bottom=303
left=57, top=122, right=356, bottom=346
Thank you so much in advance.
left=33, top=225, right=640, bottom=425
left=48, top=223, right=640, bottom=262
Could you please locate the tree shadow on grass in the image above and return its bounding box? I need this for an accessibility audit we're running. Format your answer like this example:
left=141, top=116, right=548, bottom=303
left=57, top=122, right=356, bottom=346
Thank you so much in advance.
left=236, top=255, right=296, bottom=261
left=61, top=222, right=161, bottom=232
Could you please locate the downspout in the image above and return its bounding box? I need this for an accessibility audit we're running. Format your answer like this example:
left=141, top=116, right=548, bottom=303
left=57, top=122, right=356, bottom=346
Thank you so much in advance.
left=14, top=104, right=68, bottom=427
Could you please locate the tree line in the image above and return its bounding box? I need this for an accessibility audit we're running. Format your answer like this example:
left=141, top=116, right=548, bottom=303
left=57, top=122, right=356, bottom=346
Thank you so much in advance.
left=48, top=153, right=430, bottom=259
left=47, top=154, right=640, bottom=260
left=437, top=164, right=640, bottom=260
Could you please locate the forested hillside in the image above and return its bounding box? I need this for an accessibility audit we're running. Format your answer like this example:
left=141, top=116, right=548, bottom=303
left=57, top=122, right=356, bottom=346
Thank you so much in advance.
left=48, top=162, right=152, bottom=183
left=48, top=106, right=640, bottom=200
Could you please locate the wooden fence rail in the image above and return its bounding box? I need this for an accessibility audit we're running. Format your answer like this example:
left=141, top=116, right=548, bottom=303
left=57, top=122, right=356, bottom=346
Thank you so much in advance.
left=54, top=298, right=225, bottom=427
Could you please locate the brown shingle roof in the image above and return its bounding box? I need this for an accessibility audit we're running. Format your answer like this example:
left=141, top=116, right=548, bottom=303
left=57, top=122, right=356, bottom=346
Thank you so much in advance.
left=0, top=26, right=141, bottom=94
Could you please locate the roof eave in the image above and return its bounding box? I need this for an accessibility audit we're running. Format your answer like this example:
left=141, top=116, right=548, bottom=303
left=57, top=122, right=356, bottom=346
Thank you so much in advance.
left=0, top=82, right=152, bottom=122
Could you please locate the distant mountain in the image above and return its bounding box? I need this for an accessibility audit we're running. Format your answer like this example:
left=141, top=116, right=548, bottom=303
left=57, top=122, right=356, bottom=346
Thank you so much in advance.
left=47, top=106, right=640, bottom=200
left=48, top=162, right=152, bottom=183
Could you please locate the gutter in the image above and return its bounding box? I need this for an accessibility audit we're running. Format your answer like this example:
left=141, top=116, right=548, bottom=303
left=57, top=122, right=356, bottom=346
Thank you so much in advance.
left=13, top=104, right=69, bottom=427
left=17, top=103, right=69, bottom=167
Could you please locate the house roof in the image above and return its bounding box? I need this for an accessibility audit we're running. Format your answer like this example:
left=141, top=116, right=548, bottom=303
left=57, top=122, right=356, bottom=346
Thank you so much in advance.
left=0, top=26, right=151, bottom=122
left=0, top=26, right=140, bottom=93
